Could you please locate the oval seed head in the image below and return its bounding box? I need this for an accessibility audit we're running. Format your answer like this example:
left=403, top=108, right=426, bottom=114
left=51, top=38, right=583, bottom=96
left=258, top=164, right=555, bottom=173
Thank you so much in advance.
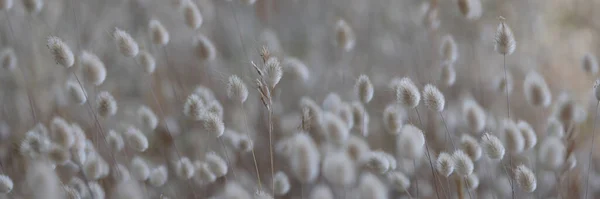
left=183, top=94, right=204, bottom=120
left=387, top=171, right=410, bottom=192
left=391, top=77, right=421, bottom=108
left=106, top=130, right=124, bottom=152
left=96, top=91, right=117, bottom=117
left=538, top=136, right=565, bottom=170
left=436, top=152, right=454, bottom=177
left=148, top=166, right=168, bottom=187
left=130, top=157, right=150, bottom=181
left=193, top=85, right=216, bottom=103
left=524, top=71, right=552, bottom=107
left=112, top=28, right=139, bottom=57
left=335, top=19, right=356, bottom=52
left=137, top=105, right=158, bottom=130
left=80, top=51, right=106, bottom=86
left=351, top=102, right=369, bottom=136
left=460, top=135, right=482, bottom=161
left=227, top=75, right=248, bottom=103
left=264, top=57, right=283, bottom=88
left=582, top=53, right=599, bottom=75
left=322, top=152, right=356, bottom=186
left=20, top=130, right=51, bottom=158
left=124, top=126, right=148, bottom=152
left=481, top=133, right=505, bottom=160
left=355, top=75, right=374, bottom=103
left=273, top=171, right=291, bottom=196
left=47, top=36, right=74, bottom=67
left=195, top=34, right=216, bottom=61
left=494, top=17, right=516, bottom=55
left=383, top=104, right=403, bottom=135
left=364, top=151, right=390, bottom=174
left=517, top=120, right=537, bottom=150
left=289, top=133, right=320, bottom=183
left=0, top=48, right=16, bottom=70
left=50, top=116, right=74, bottom=148
left=149, top=19, right=169, bottom=46
left=70, top=123, right=86, bottom=150
left=237, top=136, right=254, bottom=152
left=496, top=73, right=513, bottom=95
left=195, top=161, right=216, bottom=184
left=22, top=0, right=43, bottom=13
left=423, top=84, right=445, bottom=112
left=465, top=174, right=480, bottom=191
left=88, top=182, right=105, bottom=199
left=441, top=62, right=456, bottom=86
left=182, top=0, right=202, bottom=30
left=440, top=35, right=458, bottom=64
left=0, top=0, right=12, bottom=10
left=502, top=119, right=524, bottom=153
left=323, top=112, right=349, bottom=146
left=300, top=97, right=323, bottom=131
left=458, top=0, right=482, bottom=20
left=359, top=173, right=388, bottom=199
left=310, top=184, right=333, bottom=199
left=463, top=99, right=485, bottom=133
left=282, top=57, right=310, bottom=82
left=204, top=113, right=224, bottom=138
left=48, top=144, right=71, bottom=165
left=322, top=92, right=342, bottom=113
left=71, top=145, right=86, bottom=166
left=206, top=100, right=223, bottom=119
left=397, top=124, right=425, bottom=159
left=137, top=51, right=156, bottom=74
left=66, top=81, right=86, bottom=105
left=556, top=98, right=576, bottom=123
left=175, top=157, right=195, bottom=179
left=546, top=117, right=564, bottom=138
left=515, top=165, right=536, bottom=192
left=206, top=152, right=228, bottom=177
left=83, top=158, right=104, bottom=180
left=452, top=150, right=474, bottom=176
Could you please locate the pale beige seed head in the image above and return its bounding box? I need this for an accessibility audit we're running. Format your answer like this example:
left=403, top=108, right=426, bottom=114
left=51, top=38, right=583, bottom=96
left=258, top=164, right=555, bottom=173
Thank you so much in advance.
left=390, top=77, right=421, bottom=108
left=538, top=136, right=565, bottom=170
left=582, top=53, right=599, bottom=75
left=112, top=28, right=139, bottom=57
left=465, top=174, right=480, bottom=191
left=137, top=105, right=158, bottom=130
left=22, top=0, right=43, bottom=14
left=383, top=104, right=403, bottom=135
left=149, top=19, right=169, bottom=46
left=463, top=99, right=485, bottom=133
left=66, top=81, right=86, bottom=105
left=502, top=119, right=524, bottom=153
left=496, top=73, right=513, bottom=95
left=148, top=166, right=168, bottom=187
left=227, top=75, right=248, bottom=103
left=289, top=133, right=320, bottom=183
left=546, top=117, right=564, bottom=138
left=48, top=144, right=71, bottom=165
left=387, top=171, right=410, bottom=192
left=88, top=182, right=105, bottom=199
left=50, top=116, right=74, bottom=148
left=204, top=113, right=224, bottom=138
left=334, top=19, right=356, bottom=52
left=355, top=74, right=374, bottom=103
left=322, top=92, right=342, bottom=113
left=423, top=4, right=440, bottom=30
left=183, top=94, right=204, bottom=120
left=282, top=57, right=310, bottom=82
left=436, top=152, right=454, bottom=177
left=397, top=124, right=425, bottom=159
left=336, top=102, right=354, bottom=130
left=517, top=120, right=537, bottom=150
left=440, top=62, right=456, bottom=86
left=206, top=100, right=224, bottom=119
left=80, top=51, right=106, bottom=86
left=83, top=157, right=104, bottom=180
left=195, top=33, right=216, bottom=61
left=440, top=35, right=458, bottom=64
left=458, top=0, right=482, bottom=20
left=20, top=130, right=51, bottom=158
left=273, top=171, right=291, bottom=196
left=323, top=112, right=349, bottom=146
left=96, top=91, right=117, bottom=117
left=182, top=0, right=202, bottom=30
left=524, top=71, right=552, bottom=107
left=111, top=163, right=130, bottom=183
left=423, top=84, right=445, bottom=112
left=264, top=57, right=283, bottom=88
left=137, top=50, right=156, bottom=74
left=494, top=17, right=516, bottom=55
left=47, top=36, right=74, bottom=67
left=460, top=135, right=482, bottom=161
left=452, top=150, right=474, bottom=176
left=363, top=151, right=390, bottom=174
left=130, top=156, right=150, bottom=181
left=322, top=152, right=356, bottom=186
left=0, top=48, right=16, bottom=70
left=175, top=157, right=195, bottom=179
left=195, top=161, right=216, bottom=184
left=106, top=130, right=124, bottom=152
left=515, top=165, right=536, bottom=192
left=358, top=172, right=388, bottom=199
left=124, top=126, right=148, bottom=152
left=206, top=152, right=228, bottom=177
left=193, top=85, right=216, bottom=103
left=222, top=182, right=251, bottom=199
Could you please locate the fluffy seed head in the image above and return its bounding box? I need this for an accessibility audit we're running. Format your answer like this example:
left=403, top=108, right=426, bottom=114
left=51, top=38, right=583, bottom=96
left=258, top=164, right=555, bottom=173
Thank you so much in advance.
left=182, top=0, right=202, bottom=30
left=364, top=151, right=390, bottom=174
left=465, top=174, right=480, bottom=190
left=206, top=100, right=223, bottom=119
left=204, top=114, right=224, bottom=138
left=112, top=28, right=139, bottom=57
left=458, top=0, right=482, bottom=20
left=397, top=124, right=425, bottom=159
left=383, top=104, right=403, bottom=135
left=452, top=150, right=474, bottom=176
left=582, top=53, right=599, bottom=75
left=322, top=152, right=356, bottom=186
left=137, top=51, right=156, bottom=74
left=175, top=157, right=195, bottom=179
left=517, top=120, right=537, bottom=150
left=436, top=152, right=454, bottom=177
left=463, top=99, right=485, bottom=133
left=22, top=0, right=43, bottom=13
left=515, top=165, right=536, bottom=192
left=423, top=84, right=445, bottom=112
left=310, top=184, right=334, bottom=199
left=289, top=133, right=320, bottom=183
left=391, top=77, right=421, bottom=108
left=106, top=130, right=124, bottom=152
left=556, top=98, right=576, bottom=123
left=83, top=158, right=104, bottom=180
left=137, top=105, right=158, bottom=130
left=64, top=186, right=80, bottom=199
left=355, top=75, right=374, bottom=103
left=149, top=19, right=169, bottom=46
left=273, top=171, right=291, bottom=196
left=264, top=57, right=283, bottom=88
left=460, top=135, right=482, bottom=161
left=227, top=75, right=248, bottom=103
left=0, top=48, right=16, bottom=70
left=183, top=94, right=204, bottom=120
left=523, top=71, right=552, bottom=107
left=359, top=173, right=388, bottom=199
left=387, top=171, right=410, bottom=192
left=323, top=112, right=350, bottom=146
left=124, top=126, right=148, bottom=152
left=20, top=130, right=51, bottom=158
left=300, top=97, right=323, bottom=131
left=322, top=92, right=342, bottom=113
left=66, top=81, right=87, bottom=105
left=334, top=19, right=356, bottom=51
left=50, top=117, right=74, bottom=148
left=546, top=117, right=564, bottom=138
left=80, top=51, right=106, bottom=86
left=48, top=144, right=71, bottom=165
left=538, top=136, right=565, bottom=170
left=96, top=91, right=117, bottom=117
left=195, top=34, right=216, bottom=61
left=441, top=62, right=456, bottom=86
left=47, top=36, right=74, bottom=67
left=130, top=157, right=150, bottom=181
left=282, top=57, right=310, bottom=82
left=502, top=119, right=524, bottom=153
left=206, top=152, right=228, bottom=177
left=494, top=17, right=516, bottom=55
left=481, top=133, right=505, bottom=159
left=148, top=166, right=168, bottom=187
left=440, top=35, right=458, bottom=63
left=351, top=102, right=369, bottom=136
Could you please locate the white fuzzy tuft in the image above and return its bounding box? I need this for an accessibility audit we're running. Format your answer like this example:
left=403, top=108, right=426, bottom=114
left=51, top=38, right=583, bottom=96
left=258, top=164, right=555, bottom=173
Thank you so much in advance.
left=149, top=19, right=169, bottom=46
left=227, top=75, right=249, bottom=103
left=148, top=165, right=168, bottom=187
left=273, top=171, right=291, bottom=196
left=436, top=152, right=454, bottom=177
left=113, top=28, right=139, bottom=57
left=515, top=165, right=536, bottom=192
left=452, top=150, right=474, bottom=176
left=80, top=51, right=106, bottom=86
left=96, top=91, right=117, bottom=117
left=423, top=84, right=445, bottom=112
left=124, top=126, right=148, bottom=152
left=391, top=77, right=421, bottom=108
left=47, top=36, right=74, bottom=67
left=481, top=133, right=505, bottom=160
left=322, top=152, right=356, bottom=187
left=355, top=74, right=374, bottom=103
left=359, top=172, right=388, bottom=199
left=397, top=124, right=425, bottom=159
left=494, top=17, right=516, bottom=55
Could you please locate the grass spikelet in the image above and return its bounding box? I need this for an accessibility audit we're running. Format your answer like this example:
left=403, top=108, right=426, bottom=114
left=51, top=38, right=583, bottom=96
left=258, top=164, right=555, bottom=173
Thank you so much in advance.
left=436, top=152, right=455, bottom=177
left=48, top=144, right=70, bottom=165
left=148, top=165, right=168, bottom=187
left=80, top=51, right=106, bottom=86
left=175, top=157, right=195, bottom=179
left=273, top=171, right=291, bottom=196
left=264, top=57, right=283, bottom=88
left=194, top=33, right=216, bottom=61
left=64, top=186, right=80, bottom=199
left=383, top=104, right=403, bottom=135
left=130, top=156, right=150, bottom=181
left=182, top=0, right=202, bottom=30
left=50, top=116, right=74, bottom=148
left=458, top=0, right=482, bottom=20
left=582, top=53, right=599, bottom=75
left=334, top=18, right=356, bottom=52
left=397, top=124, right=425, bottom=159
left=96, top=91, right=117, bottom=118
left=502, top=119, right=524, bottom=153
left=106, top=130, right=124, bottom=152
left=183, top=94, right=204, bottom=120
left=440, top=34, right=458, bottom=64
left=47, top=36, right=74, bottom=67
left=310, top=184, right=334, bottom=199
left=465, top=174, right=480, bottom=191
left=390, top=77, right=421, bottom=108
left=137, top=105, right=158, bottom=130
left=254, top=190, right=274, bottom=199
left=346, top=135, right=370, bottom=162
left=193, top=85, right=216, bottom=103
left=452, top=150, right=474, bottom=176
left=323, top=112, right=349, bottom=146
left=83, top=157, right=104, bottom=180
left=355, top=74, right=374, bottom=103
left=523, top=71, right=552, bottom=107
left=494, top=17, right=516, bottom=55
left=206, top=100, right=224, bottom=119
left=517, top=120, right=537, bottom=150
left=387, top=171, right=410, bottom=192
left=206, top=152, right=228, bottom=177
left=227, top=75, right=249, bottom=103
left=0, top=48, right=16, bottom=70
left=322, top=92, right=342, bottom=113
left=538, top=136, right=565, bottom=170
left=204, top=113, right=224, bottom=138
left=359, top=172, right=388, bottom=199
left=337, top=102, right=354, bottom=129
left=322, top=152, right=356, bottom=186
left=195, top=161, right=217, bottom=184
left=124, top=126, right=148, bottom=152
left=20, top=130, right=51, bottom=158
left=289, top=133, right=320, bottom=183
left=364, top=151, right=390, bottom=174
left=460, top=135, right=482, bottom=161
left=113, top=28, right=139, bottom=57
left=137, top=50, right=156, bottom=74
left=423, top=84, right=445, bottom=112
left=515, top=165, right=536, bottom=192
left=149, top=19, right=169, bottom=46
left=463, top=99, right=485, bottom=133
left=300, top=97, right=323, bottom=131
left=66, top=81, right=87, bottom=104
left=546, top=117, right=564, bottom=138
